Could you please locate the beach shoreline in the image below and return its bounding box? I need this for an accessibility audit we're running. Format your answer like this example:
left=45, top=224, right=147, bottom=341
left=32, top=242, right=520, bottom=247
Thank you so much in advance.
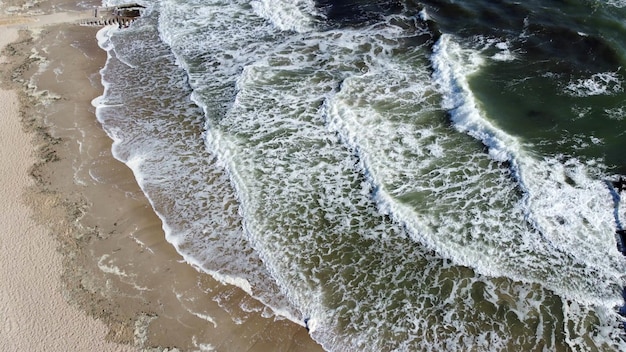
left=0, top=9, right=137, bottom=351
left=0, top=0, right=322, bottom=351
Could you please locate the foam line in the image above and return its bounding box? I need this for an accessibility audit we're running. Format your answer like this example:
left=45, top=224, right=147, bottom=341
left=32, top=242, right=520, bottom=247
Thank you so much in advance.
left=431, top=34, right=522, bottom=163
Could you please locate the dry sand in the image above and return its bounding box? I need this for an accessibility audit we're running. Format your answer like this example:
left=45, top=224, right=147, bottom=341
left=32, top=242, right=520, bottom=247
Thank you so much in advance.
left=0, top=25, right=136, bottom=352
left=0, top=1, right=323, bottom=351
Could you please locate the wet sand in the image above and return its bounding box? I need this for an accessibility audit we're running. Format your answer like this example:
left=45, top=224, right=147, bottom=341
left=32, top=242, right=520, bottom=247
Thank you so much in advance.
left=1, top=0, right=322, bottom=351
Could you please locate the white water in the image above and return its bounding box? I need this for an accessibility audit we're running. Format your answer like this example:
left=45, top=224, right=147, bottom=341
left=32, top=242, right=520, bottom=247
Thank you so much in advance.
left=93, top=0, right=626, bottom=350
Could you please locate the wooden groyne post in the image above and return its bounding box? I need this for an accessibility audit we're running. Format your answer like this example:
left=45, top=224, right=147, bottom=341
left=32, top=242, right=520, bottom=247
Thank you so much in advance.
left=78, top=3, right=145, bottom=28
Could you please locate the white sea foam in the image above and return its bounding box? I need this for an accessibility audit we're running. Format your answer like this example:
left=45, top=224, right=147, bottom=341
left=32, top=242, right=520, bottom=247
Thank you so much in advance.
left=564, top=71, right=623, bottom=97
left=606, top=0, right=626, bottom=8
left=571, top=105, right=592, bottom=120
left=172, top=288, right=219, bottom=328
left=491, top=41, right=516, bottom=61
left=250, top=0, right=319, bottom=33
left=473, top=36, right=518, bottom=62
left=432, top=34, right=520, bottom=162
left=97, top=254, right=130, bottom=277
left=604, top=105, right=626, bottom=121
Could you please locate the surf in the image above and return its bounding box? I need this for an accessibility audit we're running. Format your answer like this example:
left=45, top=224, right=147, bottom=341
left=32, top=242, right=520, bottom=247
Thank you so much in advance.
left=93, top=0, right=626, bottom=350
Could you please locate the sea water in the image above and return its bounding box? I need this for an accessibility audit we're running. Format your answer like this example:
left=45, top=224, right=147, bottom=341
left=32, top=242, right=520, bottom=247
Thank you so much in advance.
left=94, top=0, right=626, bottom=350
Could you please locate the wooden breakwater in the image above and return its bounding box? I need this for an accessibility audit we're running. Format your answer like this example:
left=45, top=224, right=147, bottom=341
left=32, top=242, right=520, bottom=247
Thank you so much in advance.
left=78, top=3, right=145, bottom=28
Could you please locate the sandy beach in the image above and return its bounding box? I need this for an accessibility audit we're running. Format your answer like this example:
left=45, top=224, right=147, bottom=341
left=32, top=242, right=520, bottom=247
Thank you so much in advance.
left=0, top=0, right=321, bottom=351
left=0, top=14, right=136, bottom=352
left=0, top=88, right=135, bottom=351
